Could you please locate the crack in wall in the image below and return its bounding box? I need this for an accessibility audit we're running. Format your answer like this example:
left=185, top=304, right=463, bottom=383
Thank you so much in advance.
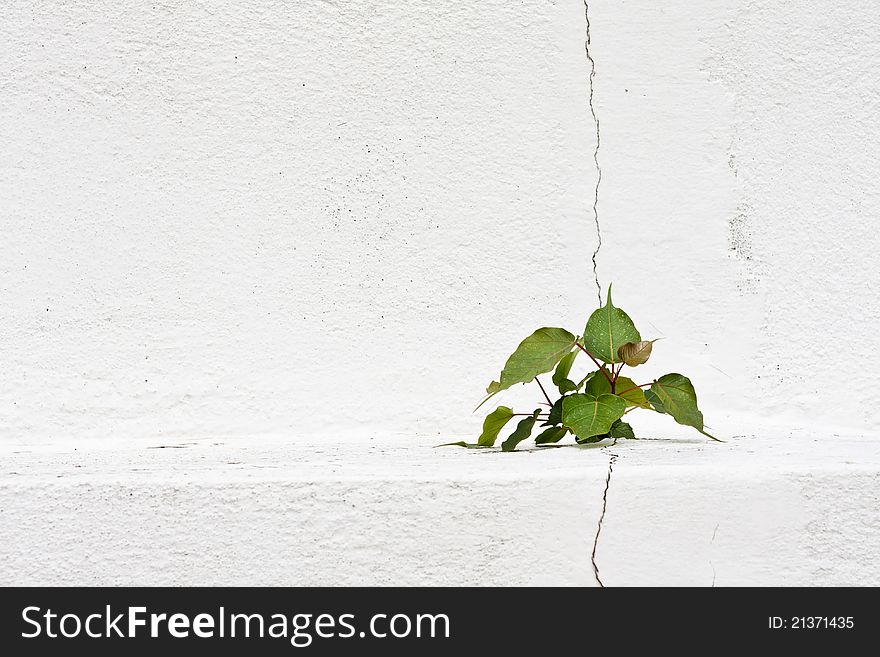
left=709, top=523, right=719, bottom=587
left=584, top=3, right=611, bottom=585
left=591, top=449, right=617, bottom=587
left=584, top=1, right=603, bottom=305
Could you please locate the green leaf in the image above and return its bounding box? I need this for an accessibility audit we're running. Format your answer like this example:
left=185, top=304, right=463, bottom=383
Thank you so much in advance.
left=575, top=373, right=592, bottom=391
left=477, top=406, right=515, bottom=447
left=501, top=411, right=540, bottom=452
left=644, top=387, right=667, bottom=414
left=590, top=419, right=637, bottom=443
left=491, top=328, right=577, bottom=393
left=575, top=431, right=610, bottom=444
left=535, top=426, right=568, bottom=445
left=543, top=395, right=566, bottom=426
left=580, top=370, right=647, bottom=407
left=615, top=376, right=650, bottom=408
left=648, top=374, right=720, bottom=441
left=561, top=393, right=627, bottom=442
left=616, top=340, right=657, bottom=367
left=579, top=371, right=647, bottom=407
left=582, top=368, right=612, bottom=396
left=552, top=350, right=579, bottom=394
left=582, top=285, right=641, bottom=363
left=609, top=419, right=636, bottom=439
left=474, top=380, right=503, bottom=411
left=436, top=441, right=489, bottom=448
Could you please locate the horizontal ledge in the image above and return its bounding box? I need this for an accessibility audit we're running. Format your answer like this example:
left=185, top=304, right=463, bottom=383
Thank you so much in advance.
left=1, top=434, right=878, bottom=586
left=2, top=432, right=877, bottom=484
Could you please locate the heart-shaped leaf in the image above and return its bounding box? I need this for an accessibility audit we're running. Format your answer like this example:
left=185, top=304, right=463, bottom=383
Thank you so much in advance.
left=582, top=285, right=640, bottom=363
left=609, top=419, right=636, bottom=439
left=543, top=395, right=566, bottom=426
left=648, top=374, right=720, bottom=441
left=561, top=393, right=627, bottom=442
left=616, top=340, right=657, bottom=367
left=591, top=419, right=637, bottom=443
left=535, top=426, right=569, bottom=444
left=615, top=376, right=650, bottom=408
left=497, top=327, right=577, bottom=388
left=582, top=368, right=612, bottom=397
left=552, top=350, right=579, bottom=394
left=501, top=410, right=540, bottom=452
left=478, top=328, right=576, bottom=409
left=477, top=406, right=515, bottom=447
left=644, top=387, right=666, bottom=414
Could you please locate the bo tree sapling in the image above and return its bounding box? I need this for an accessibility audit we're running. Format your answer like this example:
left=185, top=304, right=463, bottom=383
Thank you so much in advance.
left=441, top=285, right=720, bottom=451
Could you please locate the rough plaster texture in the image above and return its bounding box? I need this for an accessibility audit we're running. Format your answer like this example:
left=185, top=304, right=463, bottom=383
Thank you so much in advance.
left=2, top=1, right=879, bottom=443
left=593, top=1, right=880, bottom=435
left=2, top=1, right=879, bottom=585
left=2, top=434, right=877, bottom=586
left=1, top=0, right=597, bottom=443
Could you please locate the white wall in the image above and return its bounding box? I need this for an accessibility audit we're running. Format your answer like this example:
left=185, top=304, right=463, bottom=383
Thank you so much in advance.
left=594, top=0, right=880, bottom=437
left=2, top=1, right=878, bottom=445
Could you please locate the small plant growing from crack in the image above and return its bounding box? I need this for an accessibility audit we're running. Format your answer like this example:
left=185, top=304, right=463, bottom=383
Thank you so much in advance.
left=440, top=285, right=720, bottom=450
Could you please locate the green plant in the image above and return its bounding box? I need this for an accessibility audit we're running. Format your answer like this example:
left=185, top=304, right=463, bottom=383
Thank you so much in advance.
left=441, top=285, right=719, bottom=451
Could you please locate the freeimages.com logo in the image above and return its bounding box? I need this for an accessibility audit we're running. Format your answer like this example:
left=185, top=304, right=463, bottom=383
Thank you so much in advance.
left=21, top=605, right=451, bottom=647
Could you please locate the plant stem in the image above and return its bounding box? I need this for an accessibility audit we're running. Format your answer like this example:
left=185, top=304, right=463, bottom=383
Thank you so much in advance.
left=535, top=377, right=553, bottom=406
left=610, top=363, right=622, bottom=393
left=575, top=343, right=614, bottom=387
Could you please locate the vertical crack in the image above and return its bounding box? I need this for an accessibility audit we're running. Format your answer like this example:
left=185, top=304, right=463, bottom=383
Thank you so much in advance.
left=584, top=1, right=603, bottom=305
left=583, top=0, right=611, bottom=588
left=591, top=450, right=616, bottom=587
left=709, top=523, right=719, bottom=587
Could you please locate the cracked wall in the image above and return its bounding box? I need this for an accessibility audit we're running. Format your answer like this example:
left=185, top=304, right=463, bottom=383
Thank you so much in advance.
left=1, top=1, right=878, bottom=444
left=582, top=1, right=880, bottom=438
left=0, top=1, right=598, bottom=443
left=590, top=446, right=616, bottom=587
left=584, top=1, right=603, bottom=306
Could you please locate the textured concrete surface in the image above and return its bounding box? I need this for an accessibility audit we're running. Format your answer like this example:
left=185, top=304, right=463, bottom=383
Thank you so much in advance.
left=0, top=1, right=598, bottom=443
left=2, top=433, right=877, bottom=586
left=2, top=2, right=879, bottom=585
left=3, top=1, right=878, bottom=444
left=592, top=1, right=880, bottom=435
